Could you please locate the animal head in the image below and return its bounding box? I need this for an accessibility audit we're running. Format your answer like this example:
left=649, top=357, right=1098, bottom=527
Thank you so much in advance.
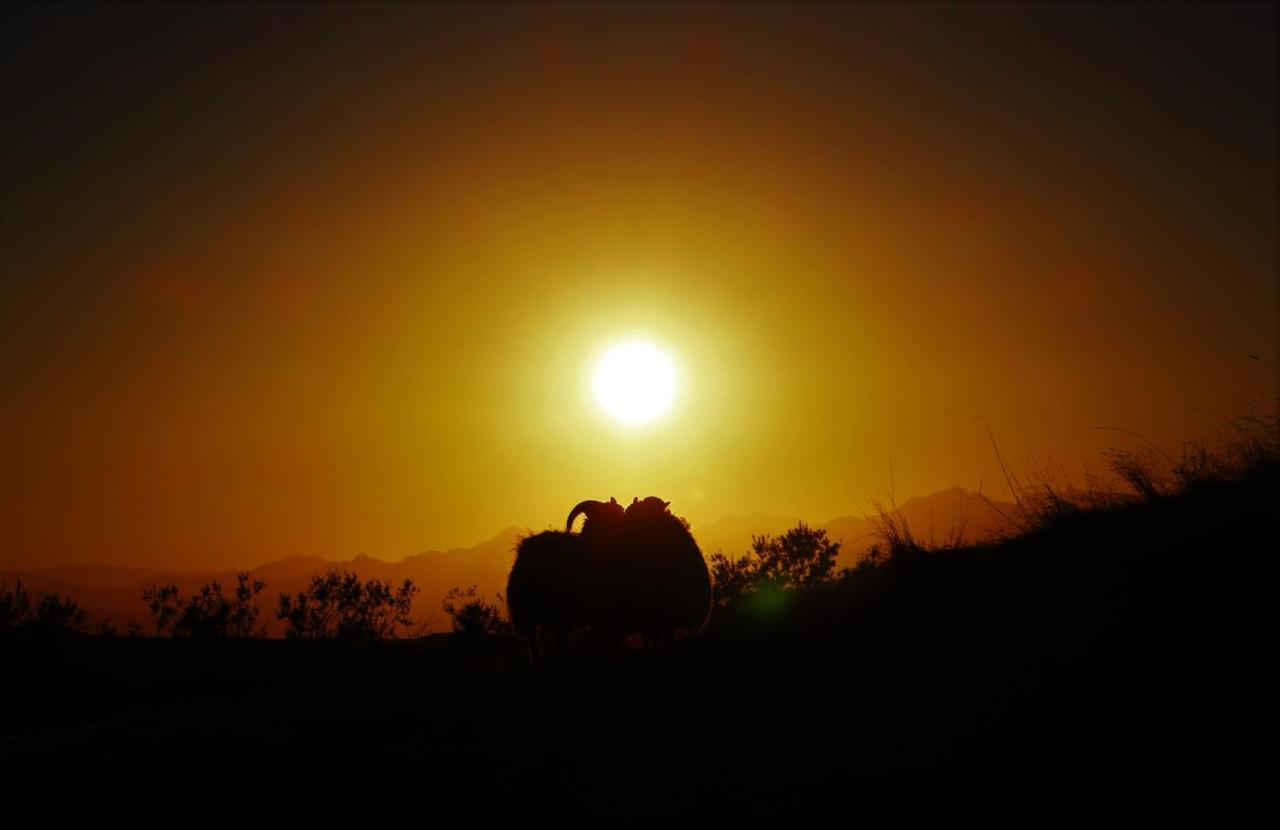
left=626, top=496, right=671, bottom=518
left=565, top=497, right=625, bottom=533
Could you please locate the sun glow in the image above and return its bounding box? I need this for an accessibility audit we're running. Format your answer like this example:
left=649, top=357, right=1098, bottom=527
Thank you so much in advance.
left=592, top=341, right=678, bottom=426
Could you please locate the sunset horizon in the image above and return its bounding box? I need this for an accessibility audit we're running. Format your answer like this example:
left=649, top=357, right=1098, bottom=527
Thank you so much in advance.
left=4, top=1, right=1277, bottom=802
left=4, top=3, right=1276, bottom=574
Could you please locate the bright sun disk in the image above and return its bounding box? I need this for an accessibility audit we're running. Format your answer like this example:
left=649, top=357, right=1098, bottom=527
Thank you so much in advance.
left=593, top=341, right=677, bottom=426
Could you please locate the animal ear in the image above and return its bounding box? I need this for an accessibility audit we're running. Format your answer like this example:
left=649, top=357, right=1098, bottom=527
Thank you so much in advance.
left=664, top=501, right=671, bottom=508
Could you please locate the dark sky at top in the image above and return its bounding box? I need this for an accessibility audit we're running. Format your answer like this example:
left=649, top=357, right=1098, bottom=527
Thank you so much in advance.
left=2, top=2, right=1276, bottom=568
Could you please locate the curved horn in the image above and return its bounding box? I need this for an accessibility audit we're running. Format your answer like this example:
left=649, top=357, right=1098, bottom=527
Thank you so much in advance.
left=566, top=500, right=609, bottom=533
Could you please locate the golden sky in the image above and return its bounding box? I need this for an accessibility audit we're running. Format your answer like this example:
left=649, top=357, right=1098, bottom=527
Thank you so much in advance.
left=2, top=3, right=1276, bottom=569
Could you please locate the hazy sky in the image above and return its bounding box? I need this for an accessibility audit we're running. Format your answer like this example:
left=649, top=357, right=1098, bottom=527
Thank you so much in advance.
left=2, top=2, right=1276, bottom=569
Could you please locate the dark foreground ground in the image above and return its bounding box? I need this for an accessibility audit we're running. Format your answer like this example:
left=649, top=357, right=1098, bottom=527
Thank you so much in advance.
left=3, top=468, right=1275, bottom=815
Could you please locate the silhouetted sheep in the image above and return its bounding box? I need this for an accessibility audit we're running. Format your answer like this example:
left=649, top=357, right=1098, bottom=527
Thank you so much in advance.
left=506, top=530, right=587, bottom=673
left=610, top=496, right=713, bottom=646
left=566, top=496, right=627, bottom=553
left=507, top=498, right=624, bottom=672
left=506, top=496, right=712, bottom=671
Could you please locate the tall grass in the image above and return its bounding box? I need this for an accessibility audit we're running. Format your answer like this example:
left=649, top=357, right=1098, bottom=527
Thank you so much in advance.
left=870, top=394, right=1280, bottom=558
left=980, top=395, right=1280, bottom=539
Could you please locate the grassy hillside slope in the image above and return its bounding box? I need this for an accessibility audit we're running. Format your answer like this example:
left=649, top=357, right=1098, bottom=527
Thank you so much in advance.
left=4, top=461, right=1275, bottom=810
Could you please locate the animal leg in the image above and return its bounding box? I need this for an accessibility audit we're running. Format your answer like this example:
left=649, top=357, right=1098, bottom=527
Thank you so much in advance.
left=524, top=627, right=540, bottom=673
left=553, top=628, right=570, bottom=681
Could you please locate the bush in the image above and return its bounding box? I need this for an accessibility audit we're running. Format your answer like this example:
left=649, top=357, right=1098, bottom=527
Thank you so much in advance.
left=34, top=592, right=89, bottom=631
left=175, top=573, right=267, bottom=638
left=1, top=578, right=33, bottom=632
left=142, top=573, right=268, bottom=638
left=708, top=523, right=843, bottom=608
left=142, top=583, right=181, bottom=637
left=2, top=578, right=89, bottom=633
left=752, top=523, right=842, bottom=588
left=277, top=568, right=418, bottom=641
left=441, top=585, right=509, bottom=644
left=707, top=550, right=757, bottom=608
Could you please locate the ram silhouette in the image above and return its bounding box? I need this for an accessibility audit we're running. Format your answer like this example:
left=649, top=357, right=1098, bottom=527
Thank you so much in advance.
left=507, top=496, right=712, bottom=672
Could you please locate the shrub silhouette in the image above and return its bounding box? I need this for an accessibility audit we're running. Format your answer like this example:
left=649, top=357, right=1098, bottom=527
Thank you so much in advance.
left=442, top=585, right=510, bottom=646
left=706, top=549, right=756, bottom=609
left=2, top=578, right=89, bottom=633
left=753, top=522, right=842, bottom=588
left=277, top=568, right=417, bottom=641
left=708, top=523, right=842, bottom=608
left=142, top=583, right=181, bottom=636
left=1, top=578, right=33, bottom=633
left=176, top=573, right=267, bottom=638
left=141, top=573, right=267, bottom=638
left=34, top=592, right=89, bottom=631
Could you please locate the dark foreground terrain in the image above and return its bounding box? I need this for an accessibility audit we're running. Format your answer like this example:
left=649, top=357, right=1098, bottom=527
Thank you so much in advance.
left=3, top=466, right=1275, bottom=814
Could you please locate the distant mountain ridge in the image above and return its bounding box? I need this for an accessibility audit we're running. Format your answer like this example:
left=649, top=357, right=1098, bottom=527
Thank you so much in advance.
left=1, top=527, right=527, bottom=637
left=2, top=489, right=1018, bottom=635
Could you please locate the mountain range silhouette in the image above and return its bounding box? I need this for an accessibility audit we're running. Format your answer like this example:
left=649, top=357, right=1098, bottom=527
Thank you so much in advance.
left=1, top=487, right=1018, bottom=635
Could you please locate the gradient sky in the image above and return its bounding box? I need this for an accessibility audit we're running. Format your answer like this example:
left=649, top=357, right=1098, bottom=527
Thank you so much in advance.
left=2, top=2, right=1276, bottom=569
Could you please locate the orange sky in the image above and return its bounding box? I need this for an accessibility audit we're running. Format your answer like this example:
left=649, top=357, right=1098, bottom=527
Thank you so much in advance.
left=2, top=3, right=1276, bottom=569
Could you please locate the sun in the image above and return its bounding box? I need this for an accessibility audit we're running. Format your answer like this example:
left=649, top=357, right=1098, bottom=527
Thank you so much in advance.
left=592, top=340, right=678, bottom=426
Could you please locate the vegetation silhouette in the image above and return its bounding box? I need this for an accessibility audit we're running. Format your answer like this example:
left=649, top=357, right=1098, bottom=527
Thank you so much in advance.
left=979, top=402, right=1280, bottom=533
left=141, top=582, right=181, bottom=636
left=708, top=523, right=843, bottom=609
left=142, top=572, right=267, bottom=638
left=5, top=408, right=1276, bottom=811
left=276, top=567, right=418, bottom=641
left=1, top=577, right=89, bottom=635
left=507, top=496, right=712, bottom=673
left=441, top=585, right=509, bottom=652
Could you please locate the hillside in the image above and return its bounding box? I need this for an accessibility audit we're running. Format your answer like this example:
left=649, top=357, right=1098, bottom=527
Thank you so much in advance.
left=695, top=486, right=1019, bottom=564
left=5, top=465, right=1273, bottom=808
